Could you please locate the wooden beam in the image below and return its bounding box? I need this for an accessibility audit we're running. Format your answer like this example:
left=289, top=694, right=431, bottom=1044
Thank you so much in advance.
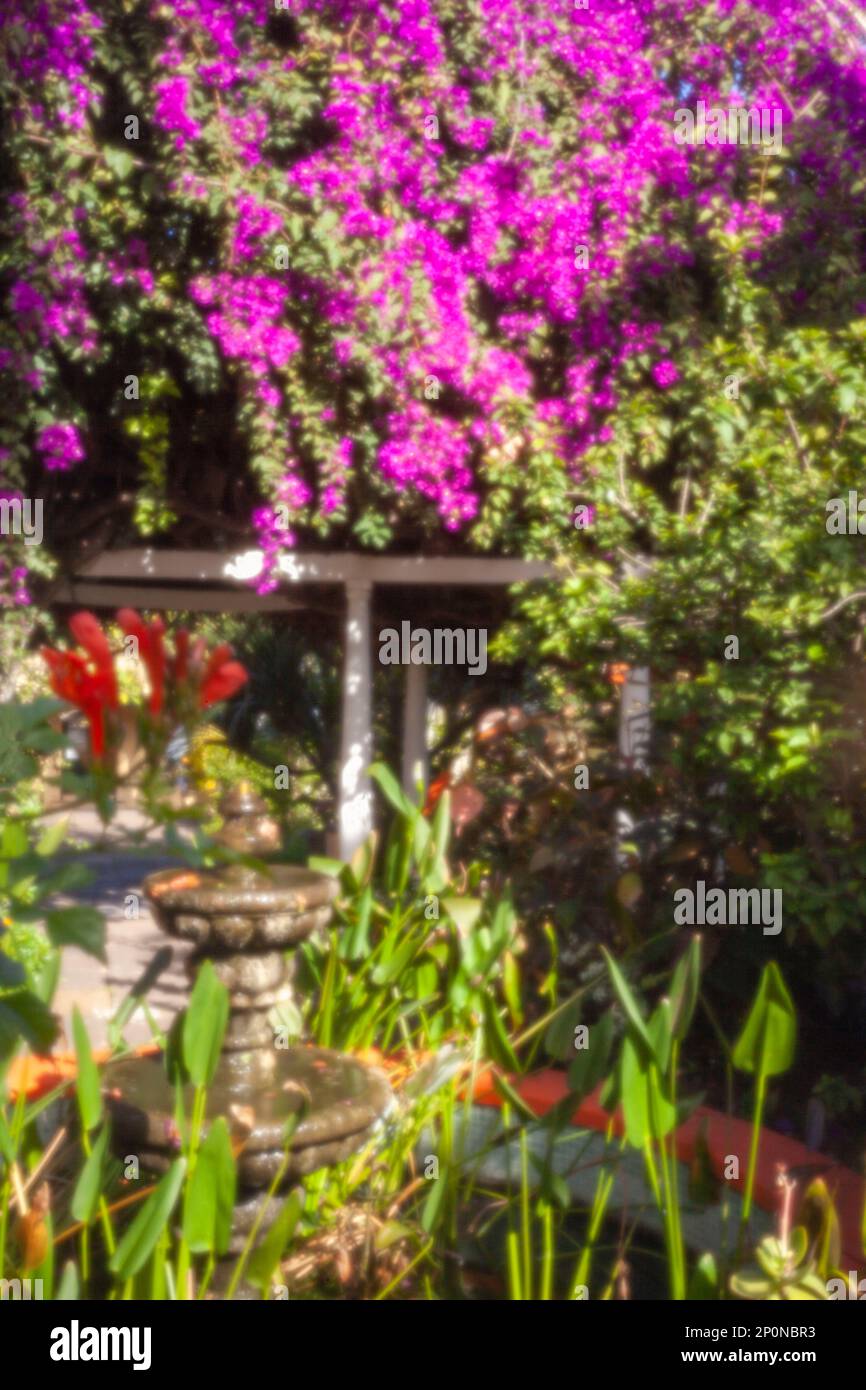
left=401, top=661, right=428, bottom=797
left=77, top=548, right=555, bottom=587
left=54, top=581, right=304, bottom=614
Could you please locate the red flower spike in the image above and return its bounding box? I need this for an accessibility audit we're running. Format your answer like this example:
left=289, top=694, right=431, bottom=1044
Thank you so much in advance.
left=68, top=611, right=119, bottom=708
left=41, top=646, right=108, bottom=760
left=117, top=608, right=166, bottom=716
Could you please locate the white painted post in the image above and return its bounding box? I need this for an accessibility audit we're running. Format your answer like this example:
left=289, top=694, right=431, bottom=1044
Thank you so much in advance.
left=616, top=666, right=651, bottom=868
left=616, top=554, right=653, bottom=868
left=401, top=661, right=428, bottom=798
left=619, top=666, right=651, bottom=771
left=339, top=579, right=374, bottom=859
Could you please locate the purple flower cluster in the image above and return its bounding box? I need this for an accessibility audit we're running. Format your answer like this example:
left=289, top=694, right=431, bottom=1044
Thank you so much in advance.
left=154, top=76, right=202, bottom=150
left=36, top=422, right=85, bottom=472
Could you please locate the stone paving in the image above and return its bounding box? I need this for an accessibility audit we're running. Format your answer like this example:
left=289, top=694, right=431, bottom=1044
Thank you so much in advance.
left=47, top=805, right=194, bottom=1050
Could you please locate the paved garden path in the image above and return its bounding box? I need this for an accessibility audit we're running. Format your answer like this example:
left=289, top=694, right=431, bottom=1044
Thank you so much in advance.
left=48, top=805, right=194, bottom=1050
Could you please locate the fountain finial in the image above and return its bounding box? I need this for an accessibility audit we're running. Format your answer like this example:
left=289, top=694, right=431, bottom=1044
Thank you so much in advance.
left=218, top=782, right=280, bottom=857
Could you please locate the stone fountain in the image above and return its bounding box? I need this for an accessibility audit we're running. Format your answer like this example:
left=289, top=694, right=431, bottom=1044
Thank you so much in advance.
left=104, top=785, right=392, bottom=1291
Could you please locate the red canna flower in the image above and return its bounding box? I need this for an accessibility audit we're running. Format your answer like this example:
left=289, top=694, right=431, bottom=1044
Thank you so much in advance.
left=423, top=771, right=452, bottom=817
left=199, top=643, right=248, bottom=708
left=117, top=608, right=166, bottom=716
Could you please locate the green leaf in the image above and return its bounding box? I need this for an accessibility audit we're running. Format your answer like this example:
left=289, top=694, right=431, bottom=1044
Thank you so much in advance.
left=442, top=896, right=483, bottom=936
left=732, top=962, right=796, bottom=1077
left=342, top=885, right=373, bottom=960
left=72, top=1006, right=102, bottom=1132
left=620, top=1033, right=650, bottom=1147
left=0, top=987, right=57, bottom=1060
left=647, top=997, right=673, bottom=1075
left=56, top=1260, right=80, bottom=1300
left=688, top=1252, right=719, bottom=1299
left=35, top=819, right=68, bottom=858
left=427, top=789, right=451, bottom=868
left=567, top=1010, right=614, bottom=1100
left=544, top=996, right=583, bottom=1060
left=307, top=856, right=344, bottom=877
left=601, top=948, right=654, bottom=1061
left=0, top=822, right=28, bottom=859
left=369, top=762, right=416, bottom=817
left=421, top=1165, right=448, bottom=1233
left=246, top=1190, right=302, bottom=1294
left=371, top=933, right=418, bottom=985
left=182, top=959, right=229, bottom=1087
left=669, top=935, right=702, bottom=1041
left=183, top=1117, right=236, bottom=1255
left=109, top=1159, right=186, bottom=1279
left=71, top=1125, right=110, bottom=1223
left=104, top=147, right=135, bottom=180
left=482, top=993, right=519, bottom=1072
left=46, top=906, right=106, bottom=961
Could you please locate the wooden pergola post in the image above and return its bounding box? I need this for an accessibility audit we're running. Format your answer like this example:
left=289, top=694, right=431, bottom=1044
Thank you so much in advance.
left=401, top=661, right=428, bottom=799
left=339, top=578, right=374, bottom=859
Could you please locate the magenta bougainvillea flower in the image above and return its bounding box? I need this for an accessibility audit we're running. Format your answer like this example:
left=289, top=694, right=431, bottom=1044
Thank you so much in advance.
left=1, top=0, right=864, bottom=582
left=651, top=361, right=680, bottom=390
left=36, top=422, right=85, bottom=472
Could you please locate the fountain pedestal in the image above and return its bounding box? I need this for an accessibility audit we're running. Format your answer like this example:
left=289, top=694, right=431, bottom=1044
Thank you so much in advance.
left=105, top=786, right=392, bottom=1292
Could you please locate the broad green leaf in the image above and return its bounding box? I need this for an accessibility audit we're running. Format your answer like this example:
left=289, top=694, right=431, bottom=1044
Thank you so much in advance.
left=0, top=987, right=57, bottom=1060
left=648, top=997, right=673, bottom=1075
left=348, top=832, right=377, bottom=889
left=428, top=788, right=451, bottom=868
left=601, top=948, right=654, bottom=1061
left=35, top=819, right=68, bottom=858
left=412, top=811, right=431, bottom=865
left=568, top=1010, right=614, bottom=1100
left=46, top=906, right=106, bottom=960
left=246, top=1189, right=302, bottom=1294
left=72, top=1006, right=101, bottom=1132
left=0, top=822, right=28, bottom=859
left=503, top=949, right=523, bottom=1027
left=370, top=761, right=415, bottom=817
left=109, top=1159, right=186, bottom=1279
left=71, top=1125, right=109, bottom=1222
left=183, top=1117, right=236, bottom=1255
left=620, top=1033, right=650, bottom=1147
left=182, top=959, right=229, bottom=1086
left=732, top=962, right=796, bottom=1077
left=669, top=935, right=702, bottom=1041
